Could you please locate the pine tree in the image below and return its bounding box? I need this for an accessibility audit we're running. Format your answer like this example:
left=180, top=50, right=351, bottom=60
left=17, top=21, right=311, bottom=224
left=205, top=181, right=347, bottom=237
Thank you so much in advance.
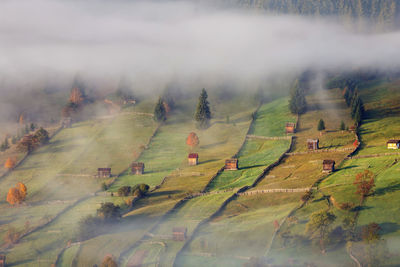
left=154, top=97, right=167, bottom=122
left=317, top=119, right=326, bottom=132
left=289, top=79, right=307, bottom=115
left=194, top=89, right=212, bottom=129
left=340, top=121, right=346, bottom=131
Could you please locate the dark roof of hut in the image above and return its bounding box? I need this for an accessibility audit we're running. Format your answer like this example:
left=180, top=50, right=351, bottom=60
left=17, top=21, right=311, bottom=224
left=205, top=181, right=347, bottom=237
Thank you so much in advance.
left=225, top=159, right=238, bottom=163
left=323, top=160, right=335, bottom=165
left=387, top=139, right=400, bottom=144
left=173, top=227, right=187, bottom=233
left=98, top=168, right=111, bottom=171
left=188, top=153, right=199, bottom=159
left=131, top=162, right=144, bottom=167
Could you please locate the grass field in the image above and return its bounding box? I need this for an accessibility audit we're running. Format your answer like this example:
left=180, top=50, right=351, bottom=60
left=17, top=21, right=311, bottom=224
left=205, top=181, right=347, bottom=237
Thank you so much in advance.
left=267, top=78, right=400, bottom=266
left=0, top=110, right=157, bottom=266
left=3, top=77, right=400, bottom=266
left=55, top=93, right=257, bottom=267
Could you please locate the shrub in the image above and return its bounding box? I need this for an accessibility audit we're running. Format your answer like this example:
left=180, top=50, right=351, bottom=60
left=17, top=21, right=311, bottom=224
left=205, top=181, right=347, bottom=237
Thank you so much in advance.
left=118, top=186, right=131, bottom=197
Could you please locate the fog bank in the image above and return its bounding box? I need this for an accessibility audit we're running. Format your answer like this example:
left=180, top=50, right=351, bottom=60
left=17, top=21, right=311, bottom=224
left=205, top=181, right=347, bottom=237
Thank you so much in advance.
left=0, top=0, right=399, bottom=88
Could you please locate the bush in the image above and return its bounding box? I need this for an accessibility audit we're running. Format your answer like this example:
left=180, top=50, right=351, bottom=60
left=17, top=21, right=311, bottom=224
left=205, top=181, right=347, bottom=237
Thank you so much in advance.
left=97, top=202, right=121, bottom=220
left=301, top=191, right=313, bottom=202
left=118, top=186, right=131, bottom=197
left=339, top=202, right=355, bottom=211
left=78, top=215, right=104, bottom=241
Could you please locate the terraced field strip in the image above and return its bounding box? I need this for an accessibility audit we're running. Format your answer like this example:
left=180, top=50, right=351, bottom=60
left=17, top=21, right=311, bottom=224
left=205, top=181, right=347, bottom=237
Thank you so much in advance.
left=117, top=109, right=256, bottom=267
left=173, top=98, right=297, bottom=266
left=0, top=113, right=157, bottom=266
left=264, top=88, right=364, bottom=266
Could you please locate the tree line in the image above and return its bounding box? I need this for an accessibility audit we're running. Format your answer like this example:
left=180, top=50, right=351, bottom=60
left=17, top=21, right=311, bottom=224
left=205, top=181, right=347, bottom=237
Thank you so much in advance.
left=214, top=0, right=399, bottom=30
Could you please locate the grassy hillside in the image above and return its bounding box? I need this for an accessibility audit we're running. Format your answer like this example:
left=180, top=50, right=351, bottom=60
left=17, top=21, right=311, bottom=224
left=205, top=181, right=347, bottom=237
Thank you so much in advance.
left=268, top=78, right=400, bottom=266
left=0, top=110, right=157, bottom=266
left=177, top=85, right=356, bottom=266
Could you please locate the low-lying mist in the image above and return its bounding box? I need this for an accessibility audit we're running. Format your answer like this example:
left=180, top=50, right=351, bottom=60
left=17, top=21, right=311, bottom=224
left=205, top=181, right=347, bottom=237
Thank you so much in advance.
left=0, top=0, right=399, bottom=123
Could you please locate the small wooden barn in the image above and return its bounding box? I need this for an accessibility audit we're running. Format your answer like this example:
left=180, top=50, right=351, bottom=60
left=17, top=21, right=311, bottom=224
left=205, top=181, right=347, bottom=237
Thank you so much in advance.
left=387, top=140, right=400, bottom=149
left=131, top=162, right=144, bottom=175
left=322, top=160, right=335, bottom=173
left=172, top=227, right=187, bottom=241
left=188, top=153, right=199, bottom=166
left=61, top=117, right=72, bottom=128
left=225, top=159, right=238, bottom=170
left=307, top=139, right=319, bottom=150
left=97, top=168, right=111, bottom=178
left=0, top=255, right=5, bottom=267
left=285, top=122, right=296, bottom=134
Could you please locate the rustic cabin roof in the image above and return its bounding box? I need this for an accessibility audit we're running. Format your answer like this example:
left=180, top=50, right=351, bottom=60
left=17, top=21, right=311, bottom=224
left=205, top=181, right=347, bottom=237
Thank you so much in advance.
left=131, top=162, right=144, bottom=167
left=98, top=168, right=111, bottom=171
left=307, top=139, right=319, bottom=143
left=225, top=159, right=238, bottom=164
left=323, top=160, right=335, bottom=165
left=286, top=122, right=295, bottom=127
left=188, top=153, right=199, bottom=159
left=387, top=140, right=400, bottom=144
left=172, top=227, right=187, bottom=234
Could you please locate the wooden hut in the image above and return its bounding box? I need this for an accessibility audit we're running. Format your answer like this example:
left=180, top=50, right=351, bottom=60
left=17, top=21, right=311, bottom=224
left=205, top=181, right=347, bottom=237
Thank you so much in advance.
left=225, top=159, right=238, bottom=170
left=131, top=162, right=144, bottom=175
left=0, top=255, right=5, bottom=267
left=172, top=227, right=187, bottom=241
left=387, top=140, right=400, bottom=149
left=188, top=153, right=199, bottom=166
left=97, top=168, right=111, bottom=178
left=285, top=122, right=296, bottom=134
left=322, top=160, right=335, bottom=173
left=307, top=139, right=319, bottom=150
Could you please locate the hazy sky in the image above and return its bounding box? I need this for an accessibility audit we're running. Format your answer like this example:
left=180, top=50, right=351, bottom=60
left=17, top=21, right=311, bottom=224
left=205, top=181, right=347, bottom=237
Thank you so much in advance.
left=0, top=0, right=399, bottom=86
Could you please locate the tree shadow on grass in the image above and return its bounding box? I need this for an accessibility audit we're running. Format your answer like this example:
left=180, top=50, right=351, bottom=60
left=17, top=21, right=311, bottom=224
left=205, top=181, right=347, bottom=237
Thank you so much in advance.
left=149, top=190, right=183, bottom=197
left=351, top=205, right=372, bottom=212
left=238, top=164, right=264, bottom=170
left=338, top=165, right=358, bottom=171
left=199, top=159, right=218, bottom=165
left=380, top=222, right=400, bottom=234
left=373, top=183, right=400, bottom=196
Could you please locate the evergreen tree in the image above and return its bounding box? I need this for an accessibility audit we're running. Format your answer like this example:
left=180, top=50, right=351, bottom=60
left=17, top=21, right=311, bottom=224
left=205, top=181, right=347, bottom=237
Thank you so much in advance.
left=30, top=123, right=36, bottom=132
left=154, top=97, right=167, bottom=122
left=4, top=137, right=9, bottom=149
left=289, top=79, right=307, bottom=115
left=354, top=107, right=362, bottom=126
left=11, top=136, right=17, bottom=145
left=194, top=88, right=212, bottom=129
left=317, top=119, right=326, bottom=131
left=340, top=121, right=346, bottom=131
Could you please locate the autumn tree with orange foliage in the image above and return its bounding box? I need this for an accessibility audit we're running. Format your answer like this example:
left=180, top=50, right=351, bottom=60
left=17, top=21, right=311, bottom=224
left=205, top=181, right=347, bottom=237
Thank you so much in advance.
left=69, top=87, right=85, bottom=105
left=4, top=157, right=16, bottom=170
left=353, top=140, right=359, bottom=148
left=163, top=101, right=171, bottom=114
left=354, top=170, right=375, bottom=200
left=7, top=187, right=23, bottom=205
left=19, top=114, right=24, bottom=125
left=6, top=183, right=27, bottom=205
left=186, top=132, right=199, bottom=149
left=101, top=254, right=118, bottom=267
left=17, top=182, right=27, bottom=199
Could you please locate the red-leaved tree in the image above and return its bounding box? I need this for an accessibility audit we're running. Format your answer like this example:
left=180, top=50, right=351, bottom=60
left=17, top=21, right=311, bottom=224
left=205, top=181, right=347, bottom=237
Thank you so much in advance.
left=353, top=170, right=375, bottom=199
left=186, top=132, right=199, bottom=149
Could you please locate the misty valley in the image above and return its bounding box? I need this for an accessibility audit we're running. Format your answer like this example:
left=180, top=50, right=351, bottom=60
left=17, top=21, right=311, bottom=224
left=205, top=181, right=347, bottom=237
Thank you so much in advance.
left=1, top=1, right=400, bottom=267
